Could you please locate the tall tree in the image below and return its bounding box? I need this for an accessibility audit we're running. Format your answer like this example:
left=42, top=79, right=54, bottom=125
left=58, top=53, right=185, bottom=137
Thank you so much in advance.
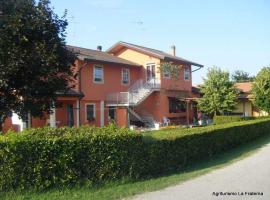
left=232, top=70, right=254, bottom=82
left=0, top=0, right=76, bottom=131
left=252, top=67, right=270, bottom=114
left=198, top=67, right=238, bottom=116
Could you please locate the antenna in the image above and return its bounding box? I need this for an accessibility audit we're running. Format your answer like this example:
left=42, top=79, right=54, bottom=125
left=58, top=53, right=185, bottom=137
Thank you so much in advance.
left=68, top=14, right=79, bottom=43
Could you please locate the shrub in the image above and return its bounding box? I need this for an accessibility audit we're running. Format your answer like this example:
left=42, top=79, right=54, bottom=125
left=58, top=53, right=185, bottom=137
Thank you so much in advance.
left=0, top=118, right=270, bottom=190
left=141, top=118, right=270, bottom=176
left=213, top=115, right=255, bottom=124
left=0, top=124, right=144, bottom=190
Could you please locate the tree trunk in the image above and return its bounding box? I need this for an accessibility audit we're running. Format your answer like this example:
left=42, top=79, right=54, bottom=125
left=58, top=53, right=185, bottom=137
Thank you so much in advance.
left=0, top=115, right=7, bottom=133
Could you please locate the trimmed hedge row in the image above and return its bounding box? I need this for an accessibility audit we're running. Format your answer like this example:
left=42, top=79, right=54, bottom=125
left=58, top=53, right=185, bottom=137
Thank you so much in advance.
left=213, top=115, right=254, bottom=124
left=0, top=118, right=270, bottom=190
left=0, top=125, right=144, bottom=190
left=142, top=118, right=270, bottom=176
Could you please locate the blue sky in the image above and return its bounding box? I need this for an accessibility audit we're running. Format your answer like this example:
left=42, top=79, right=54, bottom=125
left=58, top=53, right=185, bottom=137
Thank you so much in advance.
left=51, top=0, right=270, bottom=84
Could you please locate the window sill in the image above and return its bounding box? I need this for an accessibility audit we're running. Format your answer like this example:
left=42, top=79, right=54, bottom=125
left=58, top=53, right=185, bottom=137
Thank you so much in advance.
left=93, top=81, right=104, bottom=84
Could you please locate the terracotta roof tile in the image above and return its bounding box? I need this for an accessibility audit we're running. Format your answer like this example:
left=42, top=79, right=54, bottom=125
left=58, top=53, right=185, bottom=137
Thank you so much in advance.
left=67, top=45, right=141, bottom=67
left=107, top=41, right=204, bottom=68
left=234, top=82, right=252, bottom=93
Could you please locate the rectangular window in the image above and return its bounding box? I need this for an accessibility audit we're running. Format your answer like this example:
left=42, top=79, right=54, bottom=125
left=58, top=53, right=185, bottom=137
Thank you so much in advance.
left=146, top=63, right=156, bottom=81
left=168, top=97, right=186, bottom=113
left=184, top=67, right=190, bottom=80
left=86, top=104, right=95, bottom=121
left=108, top=106, right=116, bottom=121
left=163, top=70, right=170, bottom=79
left=93, top=65, right=104, bottom=83
left=67, top=104, right=74, bottom=127
left=122, top=68, right=130, bottom=84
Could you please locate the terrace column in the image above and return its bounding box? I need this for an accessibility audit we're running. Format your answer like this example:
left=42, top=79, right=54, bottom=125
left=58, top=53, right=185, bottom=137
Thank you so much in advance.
left=49, top=104, right=56, bottom=128
left=22, top=112, right=31, bottom=130
left=116, top=107, right=128, bottom=128
left=22, top=121, right=27, bottom=130
left=27, top=113, right=31, bottom=128
left=100, top=101, right=104, bottom=127
left=76, top=100, right=80, bottom=127
left=186, top=100, right=190, bottom=126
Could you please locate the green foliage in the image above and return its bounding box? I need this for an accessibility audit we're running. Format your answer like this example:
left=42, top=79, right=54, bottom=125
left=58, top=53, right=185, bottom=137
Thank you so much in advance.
left=232, top=70, right=254, bottom=83
left=0, top=0, right=76, bottom=129
left=213, top=115, right=254, bottom=125
left=141, top=118, right=270, bottom=176
left=252, top=67, right=270, bottom=114
left=0, top=118, right=270, bottom=191
left=197, top=67, right=238, bottom=116
left=0, top=125, right=143, bottom=190
left=159, top=62, right=183, bottom=80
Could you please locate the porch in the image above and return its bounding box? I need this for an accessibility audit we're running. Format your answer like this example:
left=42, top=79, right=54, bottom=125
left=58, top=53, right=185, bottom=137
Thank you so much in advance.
left=31, top=90, right=84, bottom=128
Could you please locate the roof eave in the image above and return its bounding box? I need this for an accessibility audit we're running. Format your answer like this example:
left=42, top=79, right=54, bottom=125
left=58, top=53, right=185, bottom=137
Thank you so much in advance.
left=106, top=41, right=122, bottom=53
left=164, top=57, right=204, bottom=68
left=107, top=42, right=164, bottom=59
left=56, top=92, right=84, bottom=98
left=77, top=55, right=141, bottom=67
left=107, top=41, right=204, bottom=68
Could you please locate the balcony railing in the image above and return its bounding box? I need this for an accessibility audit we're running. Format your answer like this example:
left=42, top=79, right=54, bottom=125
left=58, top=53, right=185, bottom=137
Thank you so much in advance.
left=128, top=78, right=161, bottom=92
left=106, top=78, right=161, bottom=106
left=106, top=92, right=133, bottom=105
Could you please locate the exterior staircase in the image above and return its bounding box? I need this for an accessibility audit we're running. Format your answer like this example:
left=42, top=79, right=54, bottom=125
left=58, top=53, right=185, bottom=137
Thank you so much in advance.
left=106, top=78, right=160, bottom=106
left=128, top=107, right=156, bottom=128
left=128, top=79, right=160, bottom=105
left=106, top=78, right=160, bottom=128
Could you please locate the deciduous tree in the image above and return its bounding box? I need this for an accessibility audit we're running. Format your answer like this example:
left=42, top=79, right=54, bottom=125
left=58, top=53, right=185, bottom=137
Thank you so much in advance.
left=0, top=0, right=76, bottom=131
left=252, top=67, right=270, bottom=114
left=198, top=67, right=238, bottom=116
left=232, top=70, right=254, bottom=82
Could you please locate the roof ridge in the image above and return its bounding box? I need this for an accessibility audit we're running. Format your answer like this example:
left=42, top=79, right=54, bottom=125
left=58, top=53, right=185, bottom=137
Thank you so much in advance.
left=119, top=41, right=164, bottom=53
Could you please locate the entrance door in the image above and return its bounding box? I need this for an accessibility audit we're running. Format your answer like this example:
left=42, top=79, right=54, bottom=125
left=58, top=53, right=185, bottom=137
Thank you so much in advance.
left=67, top=104, right=74, bottom=127
left=146, top=63, right=156, bottom=82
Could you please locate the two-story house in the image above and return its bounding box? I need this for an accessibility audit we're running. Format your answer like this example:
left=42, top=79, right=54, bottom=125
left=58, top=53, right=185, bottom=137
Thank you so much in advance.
left=105, top=42, right=203, bottom=127
left=3, top=42, right=203, bottom=131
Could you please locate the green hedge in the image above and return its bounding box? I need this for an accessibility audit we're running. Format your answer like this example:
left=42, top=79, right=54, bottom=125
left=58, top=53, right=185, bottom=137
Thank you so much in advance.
left=0, top=124, right=144, bottom=190
left=213, top=115, right=255, bottom=124
left=141, top=118, right=270, bottom=176
left=0, top=118, right=270, bottom=190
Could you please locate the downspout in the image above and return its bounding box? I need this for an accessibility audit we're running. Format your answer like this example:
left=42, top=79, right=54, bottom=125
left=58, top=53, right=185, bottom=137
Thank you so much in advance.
left=77, top=61, right=87, bottom=126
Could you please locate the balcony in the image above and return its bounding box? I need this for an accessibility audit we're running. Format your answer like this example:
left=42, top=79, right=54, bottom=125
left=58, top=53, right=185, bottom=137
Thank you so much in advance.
left=106, top=78, right=161, bottom=106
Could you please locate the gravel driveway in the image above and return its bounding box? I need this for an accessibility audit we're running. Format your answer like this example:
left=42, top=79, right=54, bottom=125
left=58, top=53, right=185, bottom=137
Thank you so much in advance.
left=131, top=142, right=270, bottom=200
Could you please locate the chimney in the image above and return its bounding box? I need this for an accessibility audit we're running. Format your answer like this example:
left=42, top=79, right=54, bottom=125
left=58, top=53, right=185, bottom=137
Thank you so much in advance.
left=171, top=45, right=176, bottom=56
left=97, top=45, right=102, bottom=51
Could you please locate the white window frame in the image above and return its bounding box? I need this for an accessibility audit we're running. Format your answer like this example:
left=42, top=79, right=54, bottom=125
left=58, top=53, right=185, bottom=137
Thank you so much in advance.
left=145, top=62, right=156, bottom=81
left=122, top=68, right=130, bottom=85
left=85, top=103, right=96, bottom=122
left=163, top=70, right=170, bottom=79
left=93, top=65, right=104, bottom=84
left=108, top=106, right=116, bottom=121
left=184, top=67, right=190, bottom=81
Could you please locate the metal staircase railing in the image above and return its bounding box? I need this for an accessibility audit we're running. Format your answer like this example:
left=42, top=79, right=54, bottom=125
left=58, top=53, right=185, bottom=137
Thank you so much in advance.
left=106, top=78, right=160, bottom=106
left=128, top=108, right=156, bottom=128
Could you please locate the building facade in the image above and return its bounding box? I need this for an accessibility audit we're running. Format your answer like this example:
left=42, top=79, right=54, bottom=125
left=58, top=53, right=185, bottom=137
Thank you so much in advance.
left=2, top=42, right=204, bottom=132
left=234, top=82, right=268, bottom=117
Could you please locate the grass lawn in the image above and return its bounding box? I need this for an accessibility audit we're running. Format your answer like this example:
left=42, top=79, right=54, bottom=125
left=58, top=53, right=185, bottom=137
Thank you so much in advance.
left=1, top=134, right=270, bottom=200
left=142, top=119, right=265, bottom=141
